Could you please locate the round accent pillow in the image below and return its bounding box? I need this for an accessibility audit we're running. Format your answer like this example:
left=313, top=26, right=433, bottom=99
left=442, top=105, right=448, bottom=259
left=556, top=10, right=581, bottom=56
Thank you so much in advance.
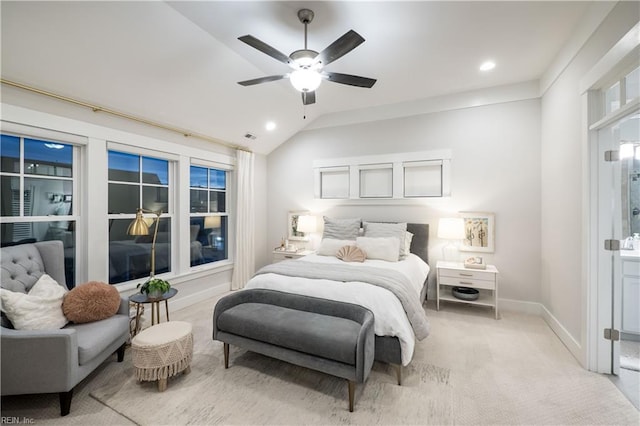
left=336, top=245, right=367, bottom=263
left=62, top=281, right=121, bottom=323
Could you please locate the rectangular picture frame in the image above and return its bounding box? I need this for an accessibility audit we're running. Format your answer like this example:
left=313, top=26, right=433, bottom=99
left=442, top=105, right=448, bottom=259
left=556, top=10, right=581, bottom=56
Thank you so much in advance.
left=287, top=210, right=309, bottom=241
left=459, top=211, right=495, bottom=253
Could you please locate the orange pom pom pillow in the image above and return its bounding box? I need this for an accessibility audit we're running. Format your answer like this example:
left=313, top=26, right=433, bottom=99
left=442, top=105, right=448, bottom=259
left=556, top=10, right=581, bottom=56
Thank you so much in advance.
left=62, top=281, right=121, bottom=323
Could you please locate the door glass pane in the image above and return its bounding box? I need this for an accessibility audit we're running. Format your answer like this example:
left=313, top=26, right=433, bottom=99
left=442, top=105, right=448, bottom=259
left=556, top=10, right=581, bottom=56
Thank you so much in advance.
left=24, top=138, right=72, bottom=177
left=1, top=134, right=20, bottom=173
left=142, top=157, right=168, bottom=185
left=190, top=166, right=207, bottom=188
left=108, top=151, right=139, bottom=182
left=109, top=183, right=139, bottom=214
left=0, top=176, right=19, bottom=216
left=209, top=191, right=226, bottom=213
left=142, top=186, right=168, bottom=212
left=605, top=82, right=621, bottom=115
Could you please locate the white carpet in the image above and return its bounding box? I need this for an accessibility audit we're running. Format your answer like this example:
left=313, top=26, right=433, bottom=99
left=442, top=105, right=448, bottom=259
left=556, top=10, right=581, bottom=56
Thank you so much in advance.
left=2, top=297, right=639, bottom=425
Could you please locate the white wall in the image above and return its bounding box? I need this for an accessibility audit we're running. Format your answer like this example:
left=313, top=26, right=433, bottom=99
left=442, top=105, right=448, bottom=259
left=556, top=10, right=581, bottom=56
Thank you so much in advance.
left=267, top=98, right=542, bottom=302
left=540, top=1, right=639, bottom=365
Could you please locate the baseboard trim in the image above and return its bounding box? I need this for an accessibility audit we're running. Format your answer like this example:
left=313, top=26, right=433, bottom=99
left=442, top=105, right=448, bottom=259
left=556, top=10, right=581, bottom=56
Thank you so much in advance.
left=540, top=304, right=585, bottom=366
left=499, top=298, right=543, bottom=315
left=169, top=282, right=230, bottom=312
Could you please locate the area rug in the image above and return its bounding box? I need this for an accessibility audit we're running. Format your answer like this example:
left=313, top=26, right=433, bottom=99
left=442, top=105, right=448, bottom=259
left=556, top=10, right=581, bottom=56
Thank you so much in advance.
left=90, top=340, right=453, bottom=425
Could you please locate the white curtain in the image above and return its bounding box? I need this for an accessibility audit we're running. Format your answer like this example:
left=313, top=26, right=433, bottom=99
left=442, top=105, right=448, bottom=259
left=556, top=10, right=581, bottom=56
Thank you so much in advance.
left=231, top=149, right=255, bottom=290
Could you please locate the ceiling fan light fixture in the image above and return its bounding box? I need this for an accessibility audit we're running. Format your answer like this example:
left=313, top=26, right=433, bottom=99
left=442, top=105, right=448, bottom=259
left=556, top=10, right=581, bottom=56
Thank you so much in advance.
left=290, top=69, right=322, bottom=92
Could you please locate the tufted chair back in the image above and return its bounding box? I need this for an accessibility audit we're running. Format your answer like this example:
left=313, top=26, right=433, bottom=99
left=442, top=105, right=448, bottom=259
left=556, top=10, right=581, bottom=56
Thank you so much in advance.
left=0, top=240, right=68, bottom=294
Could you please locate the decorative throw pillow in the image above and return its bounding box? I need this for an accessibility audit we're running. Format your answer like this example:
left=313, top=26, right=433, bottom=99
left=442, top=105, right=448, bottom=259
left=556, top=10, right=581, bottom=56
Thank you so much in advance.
left=62, top=281, right=121, bottom=324
left=336, top=245, right=367, bottom=263
left=362, top=222, right=408, bottom=259
left=317, top=238, right=356, bottom=256
left=322, top=217, right=361, bottom=240
left=0, top=274, right=68, bottom=330
left=356, top=237, right=401, bottom=262
left=404, top=231, right=414, bottom=258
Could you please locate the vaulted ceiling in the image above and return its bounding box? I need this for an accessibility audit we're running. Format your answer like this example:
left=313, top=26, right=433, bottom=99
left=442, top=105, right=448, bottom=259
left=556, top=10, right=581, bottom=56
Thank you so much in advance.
left=1, top=1, right=594, bottom=154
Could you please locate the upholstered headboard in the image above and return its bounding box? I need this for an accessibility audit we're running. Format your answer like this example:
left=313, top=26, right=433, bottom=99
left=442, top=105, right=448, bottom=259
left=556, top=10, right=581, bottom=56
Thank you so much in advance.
left=407, top=223, right=429, bottom=265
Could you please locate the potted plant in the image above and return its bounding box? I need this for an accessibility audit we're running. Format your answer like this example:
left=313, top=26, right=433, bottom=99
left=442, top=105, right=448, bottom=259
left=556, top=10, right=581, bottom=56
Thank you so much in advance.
left=137, top=277, right=171, bottom=299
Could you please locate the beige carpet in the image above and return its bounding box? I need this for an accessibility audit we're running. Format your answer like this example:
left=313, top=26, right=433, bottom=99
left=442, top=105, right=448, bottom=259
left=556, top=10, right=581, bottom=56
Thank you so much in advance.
left=2, top=296, right=639, bottom=425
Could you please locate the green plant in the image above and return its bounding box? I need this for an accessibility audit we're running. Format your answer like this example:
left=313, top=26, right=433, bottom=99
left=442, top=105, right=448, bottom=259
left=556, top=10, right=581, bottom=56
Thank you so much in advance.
left=137, top=277, right=171, bottom=296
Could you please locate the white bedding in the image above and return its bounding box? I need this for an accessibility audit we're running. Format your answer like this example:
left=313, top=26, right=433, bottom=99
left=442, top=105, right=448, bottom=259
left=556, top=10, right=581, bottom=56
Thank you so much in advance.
left=245, top=253, right=430, bottom=366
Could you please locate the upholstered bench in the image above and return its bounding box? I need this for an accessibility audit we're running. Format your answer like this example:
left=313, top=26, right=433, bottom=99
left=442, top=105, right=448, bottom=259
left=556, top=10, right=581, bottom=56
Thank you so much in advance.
left=213, top=289, right=374, bottom=412
left=131, top=321, right=193, bottom=391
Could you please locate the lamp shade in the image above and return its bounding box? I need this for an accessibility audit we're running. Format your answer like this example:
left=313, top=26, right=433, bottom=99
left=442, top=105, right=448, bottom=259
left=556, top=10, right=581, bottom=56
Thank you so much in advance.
left=296, top=215, right=317, bottom=234
left=290, top=69, right=322, bottom=92
left=438, top=218, right=465, bottom=240
left=204, top=215, right=221, bottom=229
left=127, top=210, right=150, bottom=236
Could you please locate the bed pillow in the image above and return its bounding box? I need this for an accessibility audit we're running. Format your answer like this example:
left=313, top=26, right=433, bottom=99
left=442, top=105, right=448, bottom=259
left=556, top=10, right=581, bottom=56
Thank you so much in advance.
left=63, top=281, right=121, bottom=324
left=362, top=222, right=408, bottom=259
left=336, top=245, right=367, bottom=263
left=404, top=231, right=414, bottom=257
left=322, top=217, right=361, bottom=240
left=317, top=238, right=356, bottom=256
left=356, top=237, right=400, bottom=262
left=0, top=274, right=68, bottom=330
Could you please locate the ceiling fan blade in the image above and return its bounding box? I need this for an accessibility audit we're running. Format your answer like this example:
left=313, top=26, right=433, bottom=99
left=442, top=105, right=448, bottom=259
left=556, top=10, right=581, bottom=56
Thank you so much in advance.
left=313, top=30, right=365, bottom=67
left=302, top=91, right=316, bottom=105
left=323, top=72, right=376, bottom=88
left=238, top=75, right=287, bottom=86
left=238, top=35, right=293, bottom=66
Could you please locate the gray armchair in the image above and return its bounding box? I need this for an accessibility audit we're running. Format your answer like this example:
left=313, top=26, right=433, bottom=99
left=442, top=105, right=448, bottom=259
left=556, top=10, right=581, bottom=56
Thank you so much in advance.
left=0, top=240, right=130, bottom=416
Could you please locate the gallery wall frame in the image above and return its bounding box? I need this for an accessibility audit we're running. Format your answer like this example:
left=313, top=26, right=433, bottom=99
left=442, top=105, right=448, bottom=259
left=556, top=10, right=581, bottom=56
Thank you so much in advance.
left=287, top=210, right=310, bottom=241
left=459, top=211, right=495, bottom=253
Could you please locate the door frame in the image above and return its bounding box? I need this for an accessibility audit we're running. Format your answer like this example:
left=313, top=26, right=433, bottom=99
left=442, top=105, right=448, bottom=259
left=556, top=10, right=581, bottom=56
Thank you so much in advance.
left=582, top=22, right=640, bottom=373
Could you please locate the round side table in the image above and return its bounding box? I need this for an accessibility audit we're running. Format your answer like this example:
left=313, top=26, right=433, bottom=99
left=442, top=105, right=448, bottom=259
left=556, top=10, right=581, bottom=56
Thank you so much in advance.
left=129, top=288, right=178, bottom=336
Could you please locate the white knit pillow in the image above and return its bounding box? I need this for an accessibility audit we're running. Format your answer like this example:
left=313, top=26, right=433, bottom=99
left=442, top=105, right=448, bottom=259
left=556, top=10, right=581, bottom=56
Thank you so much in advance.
left=317, top=238, right=356, bottom=256
left=0, top=274, right=68, bottom=330
left=356, top=237, right=400, bottom=262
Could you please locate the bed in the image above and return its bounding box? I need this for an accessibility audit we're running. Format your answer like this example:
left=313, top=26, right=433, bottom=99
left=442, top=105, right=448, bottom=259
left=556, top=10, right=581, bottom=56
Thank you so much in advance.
left=245, top=222, right=429, bottom=382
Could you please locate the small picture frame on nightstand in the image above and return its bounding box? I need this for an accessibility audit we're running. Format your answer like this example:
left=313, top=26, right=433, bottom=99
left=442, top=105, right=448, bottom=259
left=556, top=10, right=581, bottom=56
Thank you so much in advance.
left=464, top=256, right=486, bottom=269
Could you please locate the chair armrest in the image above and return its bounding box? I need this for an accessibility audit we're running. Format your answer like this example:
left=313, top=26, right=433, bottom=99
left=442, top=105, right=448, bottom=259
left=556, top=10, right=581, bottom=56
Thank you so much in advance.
left=117, top=296, right=129, bottom=315
left=1, top=327, right=78, bottom=394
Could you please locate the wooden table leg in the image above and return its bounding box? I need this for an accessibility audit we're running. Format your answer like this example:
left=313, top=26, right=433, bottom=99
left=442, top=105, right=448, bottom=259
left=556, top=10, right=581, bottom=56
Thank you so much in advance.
left=165, top=299, right=170, bottom=322
left=134, top=303, right=141, bottom=336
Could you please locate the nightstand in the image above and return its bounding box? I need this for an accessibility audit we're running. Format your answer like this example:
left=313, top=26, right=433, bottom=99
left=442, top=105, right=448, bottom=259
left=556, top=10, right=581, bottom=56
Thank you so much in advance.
left=272, top=249, right=314, bottom=263
left=436, top=261, right=499, bottom=319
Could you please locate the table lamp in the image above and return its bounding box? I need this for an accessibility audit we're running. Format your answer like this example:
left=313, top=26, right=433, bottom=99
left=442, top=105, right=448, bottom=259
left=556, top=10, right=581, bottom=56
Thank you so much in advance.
left=127, top=208, right=162, bottom=277
left=296, top=215, right=317, bottom=236
left=438, top=217, right=465, bottom=261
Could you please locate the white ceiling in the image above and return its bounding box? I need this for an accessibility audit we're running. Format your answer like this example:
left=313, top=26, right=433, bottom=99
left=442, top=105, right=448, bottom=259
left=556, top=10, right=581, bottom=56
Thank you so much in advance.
left=1, top=1, right=593, bottom=154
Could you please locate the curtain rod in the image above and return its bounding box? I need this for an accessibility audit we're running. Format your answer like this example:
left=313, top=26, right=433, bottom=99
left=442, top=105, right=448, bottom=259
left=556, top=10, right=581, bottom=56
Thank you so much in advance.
left=1, top=78, right=251, bottom=153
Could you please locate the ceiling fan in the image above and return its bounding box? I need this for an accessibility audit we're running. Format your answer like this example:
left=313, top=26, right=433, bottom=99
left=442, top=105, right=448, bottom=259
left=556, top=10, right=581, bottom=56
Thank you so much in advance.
left=237, top=8, right=377, bottom=106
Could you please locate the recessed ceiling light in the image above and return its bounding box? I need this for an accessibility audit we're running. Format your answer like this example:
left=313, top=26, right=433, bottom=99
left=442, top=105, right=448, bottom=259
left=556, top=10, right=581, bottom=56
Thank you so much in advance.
left=265, top=121, right=277, bottom=131
left=480, top=61, right=496, bottom=71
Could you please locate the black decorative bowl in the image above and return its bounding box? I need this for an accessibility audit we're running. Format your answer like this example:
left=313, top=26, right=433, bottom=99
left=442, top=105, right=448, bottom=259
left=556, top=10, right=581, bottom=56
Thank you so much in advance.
left=452, top=286, right=479, bottom=301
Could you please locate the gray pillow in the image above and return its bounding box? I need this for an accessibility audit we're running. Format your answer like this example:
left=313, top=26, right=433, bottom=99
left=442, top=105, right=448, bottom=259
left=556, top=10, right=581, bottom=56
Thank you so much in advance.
left=322, top=217, right=361, bottom=240
left=362, top=222, right=408, bottom=259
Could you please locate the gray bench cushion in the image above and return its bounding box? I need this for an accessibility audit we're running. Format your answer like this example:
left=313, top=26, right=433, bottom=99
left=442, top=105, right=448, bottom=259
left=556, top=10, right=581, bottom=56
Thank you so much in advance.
left=217, top=303, right=361, bottom=365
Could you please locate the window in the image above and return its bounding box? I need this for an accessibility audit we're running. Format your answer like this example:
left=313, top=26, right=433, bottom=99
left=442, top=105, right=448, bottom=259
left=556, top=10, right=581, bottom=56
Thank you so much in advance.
left=108, top=150, right=172, bottom=284
left=189, top=165, right=228, bottom=266
left=359, top=164, right=392, bottom=198
left=319, top=167, right=350, bottom=199
left=1, top=134, right=78, bottom=287
left=404, top=160, right=443, bottom=197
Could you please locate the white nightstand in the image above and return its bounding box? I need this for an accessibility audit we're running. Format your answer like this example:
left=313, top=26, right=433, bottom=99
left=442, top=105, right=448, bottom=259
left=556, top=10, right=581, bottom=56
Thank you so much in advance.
left=436, top=261, right=499, bottom=319
left=272, top=249, right=314, bottom=263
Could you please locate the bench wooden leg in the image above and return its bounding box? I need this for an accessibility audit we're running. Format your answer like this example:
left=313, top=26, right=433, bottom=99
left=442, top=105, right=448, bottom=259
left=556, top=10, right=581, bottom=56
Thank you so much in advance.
left=223, top=342, right=229, bottom=369
left=347, top=380, right=355, bottom=412
left=158, top=378, right=167, bottom=392
left=393, top=364, right=402, bottom=386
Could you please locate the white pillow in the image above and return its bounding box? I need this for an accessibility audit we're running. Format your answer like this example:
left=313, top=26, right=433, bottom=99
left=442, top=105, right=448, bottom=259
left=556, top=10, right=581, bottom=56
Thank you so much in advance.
left=0, top=274, right=68, bottom=330
left=362, top=222, right=408, bottom=259
left=404, top=231, right=414, bottom=258
left=317, top=238, right=356, bottom=256
left=356, top=237, right=400, bottom=262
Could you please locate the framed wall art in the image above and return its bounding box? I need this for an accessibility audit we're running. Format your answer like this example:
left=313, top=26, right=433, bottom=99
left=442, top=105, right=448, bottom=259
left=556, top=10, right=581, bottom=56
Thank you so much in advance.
left=287, top=210, right=309, bottom=241
left=459, top=212, right=495, bottom=253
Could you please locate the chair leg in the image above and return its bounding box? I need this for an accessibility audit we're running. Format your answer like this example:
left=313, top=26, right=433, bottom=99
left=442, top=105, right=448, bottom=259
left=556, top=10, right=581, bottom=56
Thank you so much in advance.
left=347, top=380, right=355, bottom=412
left=223, top=342, right=229, bottom=368
left=117, top=343, right=126, bottom=362
left=59, top=389, right=73, bottom=416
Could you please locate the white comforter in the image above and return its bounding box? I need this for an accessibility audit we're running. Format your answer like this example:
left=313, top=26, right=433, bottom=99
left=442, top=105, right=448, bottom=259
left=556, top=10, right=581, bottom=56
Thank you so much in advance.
left=245, top=253, right=430, bottom=366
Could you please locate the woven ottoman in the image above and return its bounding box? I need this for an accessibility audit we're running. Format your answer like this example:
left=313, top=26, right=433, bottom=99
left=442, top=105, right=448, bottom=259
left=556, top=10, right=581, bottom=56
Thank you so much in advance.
left=131, top=321, right=193, bottom=391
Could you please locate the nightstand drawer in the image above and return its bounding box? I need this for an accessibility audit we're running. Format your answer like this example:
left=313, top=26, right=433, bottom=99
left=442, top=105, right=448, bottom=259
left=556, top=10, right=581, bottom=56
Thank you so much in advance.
left=439, top=268, right=495, bottom=282
left=438, top=275, right=495, bottom=290
left=273, top=252, right=299, bottom=262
